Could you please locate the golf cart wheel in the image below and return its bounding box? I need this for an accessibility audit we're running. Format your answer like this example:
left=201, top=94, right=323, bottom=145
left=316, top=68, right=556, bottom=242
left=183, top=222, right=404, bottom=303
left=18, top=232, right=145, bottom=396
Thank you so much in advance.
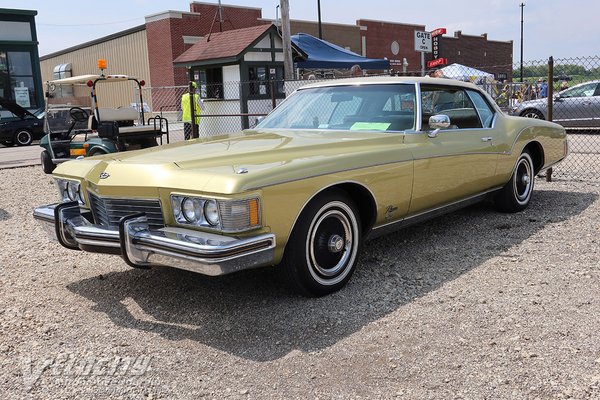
left=41, top=150, right=56, bottom=174
left=14, top=129, right=33, bottom=146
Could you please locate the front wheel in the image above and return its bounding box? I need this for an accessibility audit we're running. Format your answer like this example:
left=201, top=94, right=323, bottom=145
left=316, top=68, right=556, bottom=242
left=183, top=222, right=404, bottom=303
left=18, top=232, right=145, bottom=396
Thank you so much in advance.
left=495, top=151, right=535, bottom=213
left=520, top=109, right=544, bottom=120
left=280, top=190, right=362, bottom=297
left=14, top=129, right=33, bottom=146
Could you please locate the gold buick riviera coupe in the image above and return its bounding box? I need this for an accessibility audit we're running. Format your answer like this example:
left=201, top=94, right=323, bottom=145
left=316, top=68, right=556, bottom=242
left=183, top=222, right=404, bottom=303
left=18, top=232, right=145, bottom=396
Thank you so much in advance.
left=34, top=77, right=568, bottom=296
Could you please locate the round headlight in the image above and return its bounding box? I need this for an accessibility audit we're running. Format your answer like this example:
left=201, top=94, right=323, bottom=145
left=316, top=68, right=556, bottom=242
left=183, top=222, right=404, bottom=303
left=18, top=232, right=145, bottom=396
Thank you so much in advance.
left=204, top=200, right=220, bottom=226
left=67, top=182, right=80, bottom=202
left=182, top=197, right=201, bottom=223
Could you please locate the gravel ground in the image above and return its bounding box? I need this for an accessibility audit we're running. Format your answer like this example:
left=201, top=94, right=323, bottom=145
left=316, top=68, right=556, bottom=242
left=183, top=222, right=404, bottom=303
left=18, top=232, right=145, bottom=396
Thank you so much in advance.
left=1, top=166, right=599, bottom=399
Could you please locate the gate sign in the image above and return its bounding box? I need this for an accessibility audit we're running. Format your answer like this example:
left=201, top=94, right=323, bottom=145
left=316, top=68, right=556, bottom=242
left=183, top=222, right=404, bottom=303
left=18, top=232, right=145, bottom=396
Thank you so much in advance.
left=414, top=31, right=432, bottom=52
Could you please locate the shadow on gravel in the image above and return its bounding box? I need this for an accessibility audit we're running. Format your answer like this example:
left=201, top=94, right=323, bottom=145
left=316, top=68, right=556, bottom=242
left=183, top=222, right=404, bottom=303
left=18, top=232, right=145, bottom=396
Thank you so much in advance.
left=0, top=208, right=10, bottom=221
left=67, top=189, right=597, bottom=361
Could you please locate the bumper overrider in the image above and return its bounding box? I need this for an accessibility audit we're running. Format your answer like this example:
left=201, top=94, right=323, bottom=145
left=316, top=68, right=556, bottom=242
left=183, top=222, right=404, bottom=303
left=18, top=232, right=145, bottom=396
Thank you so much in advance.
left=33, top=202, right=276, bottom=276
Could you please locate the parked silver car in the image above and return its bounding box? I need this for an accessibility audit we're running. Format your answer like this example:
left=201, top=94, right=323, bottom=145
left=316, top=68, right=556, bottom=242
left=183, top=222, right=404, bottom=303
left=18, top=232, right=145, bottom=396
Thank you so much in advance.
left=511, top=80, right=600, bottom=129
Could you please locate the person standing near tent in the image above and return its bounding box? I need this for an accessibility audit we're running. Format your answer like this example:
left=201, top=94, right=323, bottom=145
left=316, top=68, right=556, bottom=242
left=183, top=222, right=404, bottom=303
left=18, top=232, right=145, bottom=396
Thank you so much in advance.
left=539, top=79, right=548, bottom=98
left=181, top=82, right=203, bottom=140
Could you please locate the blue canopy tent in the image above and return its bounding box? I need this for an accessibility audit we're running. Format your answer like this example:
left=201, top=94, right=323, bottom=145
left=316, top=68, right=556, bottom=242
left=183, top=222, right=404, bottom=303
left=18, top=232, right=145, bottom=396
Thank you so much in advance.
left=291, top=33, right=389, bottom=70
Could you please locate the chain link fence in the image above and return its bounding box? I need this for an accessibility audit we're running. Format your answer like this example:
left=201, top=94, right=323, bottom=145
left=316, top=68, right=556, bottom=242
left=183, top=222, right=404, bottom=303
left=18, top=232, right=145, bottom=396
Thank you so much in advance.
left=508, top=57, right=600, bottom=181
left=139, top=58, right=599, bottom=181
left=140, top=80, right=321, bottom=142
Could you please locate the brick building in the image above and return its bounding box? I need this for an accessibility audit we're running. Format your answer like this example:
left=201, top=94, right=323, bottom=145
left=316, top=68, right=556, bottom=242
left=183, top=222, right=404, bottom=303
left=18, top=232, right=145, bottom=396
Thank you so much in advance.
left=356, top=19, right=425, bottom=74
left=146, top=4, right=266, bottom=88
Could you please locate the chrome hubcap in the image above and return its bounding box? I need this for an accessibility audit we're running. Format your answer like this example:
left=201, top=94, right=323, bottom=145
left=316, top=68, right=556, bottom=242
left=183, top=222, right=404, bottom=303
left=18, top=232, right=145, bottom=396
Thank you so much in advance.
left=514, top=155, right=533, bottom=204
left=306, top=201, right=359, bottom=286
left=328, top=234, right=345, bottom=253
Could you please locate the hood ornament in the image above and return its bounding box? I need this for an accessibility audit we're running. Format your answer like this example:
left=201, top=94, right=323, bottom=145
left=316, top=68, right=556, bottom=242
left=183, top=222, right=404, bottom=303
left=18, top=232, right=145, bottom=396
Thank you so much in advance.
left=236, top=168, right=248, bottom=174
left=99, top=172, right=110, bottom=179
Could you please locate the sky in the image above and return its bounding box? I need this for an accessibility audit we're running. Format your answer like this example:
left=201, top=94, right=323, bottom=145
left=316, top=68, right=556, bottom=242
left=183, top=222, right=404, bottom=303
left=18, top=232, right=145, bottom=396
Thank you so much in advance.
left=0, top=0, right=595, bottom=61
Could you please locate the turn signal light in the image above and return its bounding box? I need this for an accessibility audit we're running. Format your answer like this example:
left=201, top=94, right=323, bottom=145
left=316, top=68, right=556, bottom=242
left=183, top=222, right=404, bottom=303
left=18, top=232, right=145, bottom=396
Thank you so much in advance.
left=248, top=198, right=259, bottom=226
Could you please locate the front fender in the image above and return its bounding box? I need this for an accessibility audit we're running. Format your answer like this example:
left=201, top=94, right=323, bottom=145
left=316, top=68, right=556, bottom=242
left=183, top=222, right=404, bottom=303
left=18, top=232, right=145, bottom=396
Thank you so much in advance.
left=39, top=134, right=50, bottom=150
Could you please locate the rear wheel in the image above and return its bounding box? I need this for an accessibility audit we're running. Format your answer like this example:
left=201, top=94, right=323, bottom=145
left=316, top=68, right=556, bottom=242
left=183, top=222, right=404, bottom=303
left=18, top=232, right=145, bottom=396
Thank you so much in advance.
left=41, top=150, right=56, bottom=174
left=520, top=109, right=544, bottom=120
left=280, top=190, right=362, bottom=297
left=14, top=129, right=33, bottom=146
left=495, top=150, right=535, bottom=213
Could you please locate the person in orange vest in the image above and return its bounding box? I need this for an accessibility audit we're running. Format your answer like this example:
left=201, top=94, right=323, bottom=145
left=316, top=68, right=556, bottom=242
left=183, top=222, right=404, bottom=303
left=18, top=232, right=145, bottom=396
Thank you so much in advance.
left=181, top=82, right=203, bottom=140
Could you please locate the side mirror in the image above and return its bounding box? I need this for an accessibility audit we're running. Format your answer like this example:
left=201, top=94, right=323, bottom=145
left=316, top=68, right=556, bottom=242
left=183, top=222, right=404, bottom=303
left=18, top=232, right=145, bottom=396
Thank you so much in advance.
left=253, top=116, right=265, bottom=128
left=428, top=114, right=450, bottom=138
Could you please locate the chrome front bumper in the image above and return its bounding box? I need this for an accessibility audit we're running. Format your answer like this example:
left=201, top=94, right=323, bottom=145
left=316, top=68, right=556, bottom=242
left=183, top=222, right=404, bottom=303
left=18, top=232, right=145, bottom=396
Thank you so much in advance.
left=33, top=202, right=276, bottom=276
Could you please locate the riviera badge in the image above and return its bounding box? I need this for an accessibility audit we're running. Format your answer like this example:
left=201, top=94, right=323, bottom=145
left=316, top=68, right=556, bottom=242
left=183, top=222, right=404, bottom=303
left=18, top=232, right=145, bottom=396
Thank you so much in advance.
left=99, top=172, right=110, bottom=179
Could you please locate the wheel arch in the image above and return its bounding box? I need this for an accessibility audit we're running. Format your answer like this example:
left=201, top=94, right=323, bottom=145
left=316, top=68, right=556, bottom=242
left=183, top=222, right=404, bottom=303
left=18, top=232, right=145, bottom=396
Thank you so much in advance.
left=290, top=181, right=377, bottom=238
left=88, top=144, right=111, bottom=156
left=523, top=140, right=545, bottom=174
left=519, top=108, right=546, bottom=119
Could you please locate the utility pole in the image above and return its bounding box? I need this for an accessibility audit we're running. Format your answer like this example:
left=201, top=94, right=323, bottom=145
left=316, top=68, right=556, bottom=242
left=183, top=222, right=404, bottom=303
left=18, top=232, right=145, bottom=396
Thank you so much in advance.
left=218, top=0, right=223, bottom=32
left=520, top=3, right=525, bottom=82
left=280, top=0, right=293, bottom=79
left=317, top=0, right=323, bottom=39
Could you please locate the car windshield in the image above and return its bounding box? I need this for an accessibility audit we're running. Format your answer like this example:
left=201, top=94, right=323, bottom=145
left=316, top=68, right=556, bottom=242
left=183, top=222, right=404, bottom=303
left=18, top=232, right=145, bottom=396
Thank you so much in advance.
left=256, top=83, right=417, bottom=132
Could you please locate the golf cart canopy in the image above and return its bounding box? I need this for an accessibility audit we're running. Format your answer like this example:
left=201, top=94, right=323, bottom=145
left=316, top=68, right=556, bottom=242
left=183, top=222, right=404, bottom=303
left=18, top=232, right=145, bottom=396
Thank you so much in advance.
left=47, top=74, right=137, bottom=86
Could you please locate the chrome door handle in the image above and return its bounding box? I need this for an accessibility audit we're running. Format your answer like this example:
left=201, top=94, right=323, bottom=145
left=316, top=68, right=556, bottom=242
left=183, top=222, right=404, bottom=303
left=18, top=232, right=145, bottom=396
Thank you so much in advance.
left=481, top=137, right=493, bottom=142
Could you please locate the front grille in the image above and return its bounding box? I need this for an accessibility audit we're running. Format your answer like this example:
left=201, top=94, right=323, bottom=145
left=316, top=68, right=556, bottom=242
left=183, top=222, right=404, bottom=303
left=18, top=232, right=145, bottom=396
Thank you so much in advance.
left=88, top=192, right=165, bottom=230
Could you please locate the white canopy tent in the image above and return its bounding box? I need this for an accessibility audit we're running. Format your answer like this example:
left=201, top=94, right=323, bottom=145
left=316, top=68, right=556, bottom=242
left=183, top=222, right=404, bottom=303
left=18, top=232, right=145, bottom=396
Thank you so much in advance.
left=439, top=63, right=494, bottom=82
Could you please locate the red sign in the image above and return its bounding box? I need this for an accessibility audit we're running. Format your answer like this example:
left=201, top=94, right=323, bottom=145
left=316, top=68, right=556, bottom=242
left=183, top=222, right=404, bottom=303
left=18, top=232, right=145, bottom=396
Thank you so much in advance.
left=427, top=58, right=448, bottom=68
left=430, top=28, right=447, bottom=37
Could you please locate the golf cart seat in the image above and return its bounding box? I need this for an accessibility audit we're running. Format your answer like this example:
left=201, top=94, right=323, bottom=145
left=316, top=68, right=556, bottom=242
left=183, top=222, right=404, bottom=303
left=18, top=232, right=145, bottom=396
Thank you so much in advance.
left=93, top=107, right=161, bottom=137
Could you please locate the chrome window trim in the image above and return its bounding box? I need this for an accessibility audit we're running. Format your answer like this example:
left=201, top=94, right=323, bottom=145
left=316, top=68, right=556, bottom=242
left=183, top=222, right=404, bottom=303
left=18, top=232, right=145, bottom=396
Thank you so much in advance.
left=415, top=82, right=422, bottom=131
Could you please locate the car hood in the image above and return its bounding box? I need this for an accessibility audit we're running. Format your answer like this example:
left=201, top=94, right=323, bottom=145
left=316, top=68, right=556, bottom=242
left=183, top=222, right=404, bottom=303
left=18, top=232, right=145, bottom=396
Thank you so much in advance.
left=57, top=129, right=407, bottom=194
left=0, top=96, right=37, bottom=119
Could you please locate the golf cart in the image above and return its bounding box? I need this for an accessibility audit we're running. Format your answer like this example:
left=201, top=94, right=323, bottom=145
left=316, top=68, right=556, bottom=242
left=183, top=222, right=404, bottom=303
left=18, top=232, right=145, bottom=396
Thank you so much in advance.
left=40, top=68, right=168, bottom=174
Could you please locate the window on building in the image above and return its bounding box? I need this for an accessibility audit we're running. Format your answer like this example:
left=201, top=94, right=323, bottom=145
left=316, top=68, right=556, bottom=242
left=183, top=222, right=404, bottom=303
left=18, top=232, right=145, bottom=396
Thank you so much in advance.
left=247, top=65, right=285, bottom=99
left=195, top=67, right=223, bottom=99
left=0, top=50, right=38, bottom=108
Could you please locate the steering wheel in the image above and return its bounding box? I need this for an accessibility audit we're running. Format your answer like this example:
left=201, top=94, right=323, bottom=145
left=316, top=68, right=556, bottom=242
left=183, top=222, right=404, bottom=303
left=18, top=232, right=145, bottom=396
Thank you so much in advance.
left=60, top=107, right=90, bottom=139
left=69, top=107, right=89, bottom=123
